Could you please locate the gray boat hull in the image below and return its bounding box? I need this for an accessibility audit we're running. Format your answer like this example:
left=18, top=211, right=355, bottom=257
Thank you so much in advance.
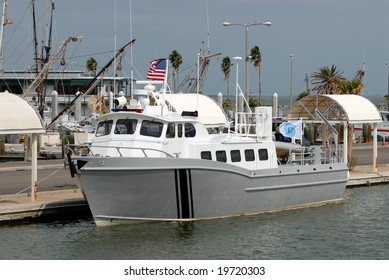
left=72, top=156, right=349, bottom=226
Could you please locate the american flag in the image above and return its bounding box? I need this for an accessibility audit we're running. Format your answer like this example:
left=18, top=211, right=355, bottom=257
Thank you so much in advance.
left=147, top=58, right=167, bottom=81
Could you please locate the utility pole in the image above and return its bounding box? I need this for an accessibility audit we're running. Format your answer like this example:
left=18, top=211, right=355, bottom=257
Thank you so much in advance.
left=289, top=54, right=295, bottom=108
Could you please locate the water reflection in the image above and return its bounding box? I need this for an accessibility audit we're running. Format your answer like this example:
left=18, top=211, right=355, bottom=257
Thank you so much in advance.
left=175, top=221, right=196, bottom=240
left=1, top=185, right=389, bottom=259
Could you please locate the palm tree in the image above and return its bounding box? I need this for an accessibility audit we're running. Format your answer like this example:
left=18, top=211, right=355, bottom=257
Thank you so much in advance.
left=311, top=65, right=345, bottom=95
left=385, top=94, right=389, bottom=109
left=296, top=91, right=309, bottom=101
left=249, top=46, right=262, bottom=104
left=88, top=95, right=108, bottom=115
left=168, top=50, right=183, bottom=92
left=86, top=57, right=97, bottom=76
left=337, top=79, right=365, bottom=95
left=221, top=57, right=231, bottom=98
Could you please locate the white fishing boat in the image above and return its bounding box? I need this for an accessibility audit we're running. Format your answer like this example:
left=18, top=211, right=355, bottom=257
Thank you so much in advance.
left=354, top=111, right=389, bottom=141
left=66, top=81, right=349, bottom=226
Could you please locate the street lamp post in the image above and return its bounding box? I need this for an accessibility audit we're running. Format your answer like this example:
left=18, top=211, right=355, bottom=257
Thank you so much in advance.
left=385, top=63, right=389, bottom=109
left=233, top=57, right=242, bottom=116
left=223, top=20, right=271, bottom=110
left=289, top=54, right=295, bottom=108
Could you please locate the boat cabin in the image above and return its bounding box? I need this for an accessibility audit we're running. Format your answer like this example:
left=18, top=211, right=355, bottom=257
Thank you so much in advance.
left=88, top=110, right=278, bottom=170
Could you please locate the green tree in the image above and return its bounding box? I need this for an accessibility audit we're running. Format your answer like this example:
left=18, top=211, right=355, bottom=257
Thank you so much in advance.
left=86, top=57, right=97, bottom=75
left=249, top=97, right=260, bottom=108
left=296, top=91, right=309, bottom=101
left=337, top=79, right=365, bottom=95
left=223, top=98, right=233, bottom=108
left=385, top=94, right=389, bottom=108
left=221, top=56, right=232, bottom=98
left=249, top=46, right=262, bottom=105
left=168, top=50, right=183, bottom=92
left=311, top=65, right=345, bottom=95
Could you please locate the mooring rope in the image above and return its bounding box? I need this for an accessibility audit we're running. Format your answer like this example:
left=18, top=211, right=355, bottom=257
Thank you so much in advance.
left=0, top=166, right=65, bottom=202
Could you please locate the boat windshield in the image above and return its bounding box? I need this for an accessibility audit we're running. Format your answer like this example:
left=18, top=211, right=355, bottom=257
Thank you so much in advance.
left=95, top=120, right=113, bottom=137
left=140, top=120, right=164, bottom=138
left=114, top=119, right=138, bottom=135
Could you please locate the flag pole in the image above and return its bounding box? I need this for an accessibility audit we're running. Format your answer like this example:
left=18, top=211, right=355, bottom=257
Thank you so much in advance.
left=164, top=59, right=169, bottom=114
left=300, top=118, right=303, bottom=147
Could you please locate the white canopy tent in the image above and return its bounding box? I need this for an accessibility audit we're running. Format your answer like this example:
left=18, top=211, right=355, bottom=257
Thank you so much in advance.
left=0, top=92, right=45, bottom=202
left=164, top=93, right=228, bottom=128
left=287, top=94, right=382, bottom=171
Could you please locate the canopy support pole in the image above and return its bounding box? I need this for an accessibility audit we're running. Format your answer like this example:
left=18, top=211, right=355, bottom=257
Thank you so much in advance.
left=343, top=121, right=348, bottom=164
left=31, top=133, right=38, bottom=202
left=373, top=123, right=378, bottom=173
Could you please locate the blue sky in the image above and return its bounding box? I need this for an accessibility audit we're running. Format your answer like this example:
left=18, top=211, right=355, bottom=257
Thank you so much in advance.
left=2, top=0, right=389, bottom=104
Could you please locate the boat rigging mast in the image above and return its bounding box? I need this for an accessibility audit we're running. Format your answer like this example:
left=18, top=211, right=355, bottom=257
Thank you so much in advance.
left=31, top=0, right=39, bottom=73
left=31, top=0, right=56, bottom=117
left=0, top=0, right=12, bottom=72
left=46, top=38, right=136, bottom=130
left=176, top=50, right=220, bottom=93
left=43, top=1, right=55, bottom=63
left=22, top=35, right=84, bottom=100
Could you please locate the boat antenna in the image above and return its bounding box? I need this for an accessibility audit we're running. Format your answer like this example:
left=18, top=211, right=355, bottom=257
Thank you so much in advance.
left=113, top=0, right=117, bottom=106
left=196, top=52, right=200, bottom=109
left=129, top=0, right=134, bottom=98
left=206, top=2, right=210, bottom=54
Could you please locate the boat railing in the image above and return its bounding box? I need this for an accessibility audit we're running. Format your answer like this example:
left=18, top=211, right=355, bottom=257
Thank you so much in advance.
left=234, top=107, right=273, bottom=141
left=66, top=144, right=176, bottom=158
left=285, top=145, right=342, bottom=165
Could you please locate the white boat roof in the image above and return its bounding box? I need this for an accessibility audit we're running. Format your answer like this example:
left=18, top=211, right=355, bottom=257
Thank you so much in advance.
left=288, top=94, right=382, bottom=124
left=165, top=93, right=228, bottom=127
left=0, top=91, right=45, bottom=134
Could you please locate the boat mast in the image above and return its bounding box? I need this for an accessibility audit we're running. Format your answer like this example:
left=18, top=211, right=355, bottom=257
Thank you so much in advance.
left=37, top=0, right=55, bottom=117
left=0, top=0, right=12, bottom=72
left=176, top=51, right=220, bottom=93
left=44, top=0, right=55, bottom=63
left=31, top=0, right=39, bottom=73
left=0, top=0, right=7, bottom=72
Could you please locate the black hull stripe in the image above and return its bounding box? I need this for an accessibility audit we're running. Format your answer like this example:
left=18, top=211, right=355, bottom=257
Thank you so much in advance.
left=187, top=170, right=194, bottom=218
left=179, top=169, right=190, bottom=218
left=175, top=169, right=194, bottom=219
left=174, top=169, right=181, bottom=218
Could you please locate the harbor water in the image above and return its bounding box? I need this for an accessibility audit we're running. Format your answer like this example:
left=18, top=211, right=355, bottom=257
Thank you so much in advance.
left=1, top=184, right=388, bottom=260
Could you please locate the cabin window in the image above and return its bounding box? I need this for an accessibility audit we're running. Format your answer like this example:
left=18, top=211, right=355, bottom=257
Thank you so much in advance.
left=230, top=150, right=241, bottom=162
left=177, top=124, right=183, bottom=138
left=185, top=123, right=196, bottom=137
left=244, top=149, right=255, bottom=161
left=95, top=120, right=113, bottom=137
left=201, top=151, right=212, bottom=160
left=258, top=149, right=268, bottom=161
left=166, top=123, right=176, bottom=138
left=216, top=150, right=227, bottom=162
left=114, top=119, right=137, bottom=134
left=140, top=120, right=163, bottom=138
